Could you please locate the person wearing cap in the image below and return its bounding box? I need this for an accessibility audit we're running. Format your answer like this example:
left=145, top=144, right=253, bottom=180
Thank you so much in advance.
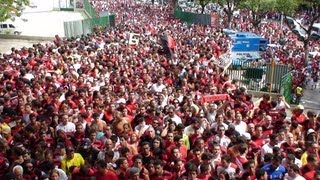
left=305, top=128, right=318, bottom=143
left=291, top=105, right=306, bottom=124
left=0, top=125, right=12, bottom=142
left=60, top=146, right=85, bottom=176
left=77, top=138, right=99, bottom=164
left=294, top=85, right=303, bottom=105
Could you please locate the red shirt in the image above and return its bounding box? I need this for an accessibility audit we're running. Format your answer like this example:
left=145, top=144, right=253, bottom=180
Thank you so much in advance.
left=259, top=101, right=272, bottom=112
left=149, top=171, right=172, bottom=180
left=95, top=170, right=118, bottom=180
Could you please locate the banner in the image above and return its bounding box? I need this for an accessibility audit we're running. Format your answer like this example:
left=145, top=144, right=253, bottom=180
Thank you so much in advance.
left=201, top=94, right=230, bottom=102
left=129, top=33, right=140, bottom=45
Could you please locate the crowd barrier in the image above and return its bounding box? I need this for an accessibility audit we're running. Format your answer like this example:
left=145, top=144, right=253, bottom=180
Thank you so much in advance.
left=64, top=0, right=115, bottom=38
left=174, top=8, right=211, bottom=25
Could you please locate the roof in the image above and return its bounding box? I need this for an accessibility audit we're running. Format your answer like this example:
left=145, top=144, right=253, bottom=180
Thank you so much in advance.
left=228, top=32, right=264, bottom=39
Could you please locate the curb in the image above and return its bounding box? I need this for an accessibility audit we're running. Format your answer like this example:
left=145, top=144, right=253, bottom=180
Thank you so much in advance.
left=0, top=34, right=53, bottom=41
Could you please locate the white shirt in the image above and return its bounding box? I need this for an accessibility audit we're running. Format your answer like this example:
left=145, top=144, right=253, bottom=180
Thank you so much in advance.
left=282, top=158, right=302, bottom=168
left=234, top=121, right=247, bottom=136
left=55, top=167, right=68, bottom=180
left=183, top=125, right=204, bottom=137
left=56, top=122, right=76, bottom=133
left=206, top=111, right=216, bottom=125
left=216, top=135, right=231, bottom=150
left=261, top=143, right=278, bottom=162
left=211, top=122, right=228, bottom=132
left=134, top=124, right=150, bottom=135
left=151, top=83, right=166, bottom=93
left=216, top=163, right=237, bottom=179
left=163, top=114, right=182, bottom=125
left=284, top=173, right=306, bottom=180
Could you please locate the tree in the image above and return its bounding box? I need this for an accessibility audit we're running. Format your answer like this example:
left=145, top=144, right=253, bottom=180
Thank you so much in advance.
left=0, top=0, right=29, bottom=22
left=240, top=0, right=276, bottom=28
left=198, top=0, right=212, bottom=14
left=217, top=0, right=243, bottom=28
left=276, top=0, right=320, bottom=65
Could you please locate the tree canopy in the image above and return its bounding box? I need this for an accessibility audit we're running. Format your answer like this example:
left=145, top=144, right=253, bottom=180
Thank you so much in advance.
left=0, top=0, right=29, bottom=22
left=276, top=0, right=320, bottom=63
left=217, top=0, right=244, bottom=28
left=240, top=0, right=276, bottom=27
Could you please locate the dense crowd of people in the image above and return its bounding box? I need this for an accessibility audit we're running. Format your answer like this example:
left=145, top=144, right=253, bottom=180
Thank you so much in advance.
left=0, top=0, right=320, bottom=180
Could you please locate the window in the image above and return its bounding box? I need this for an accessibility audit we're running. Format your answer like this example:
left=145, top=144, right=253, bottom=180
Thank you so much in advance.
left=9, top=24, right=15, bottom=28
left=2, top=24, right=8, bottom=29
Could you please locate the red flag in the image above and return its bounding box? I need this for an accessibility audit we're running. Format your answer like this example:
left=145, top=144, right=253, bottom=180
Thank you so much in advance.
left=167, top=35, right=175, bottom=49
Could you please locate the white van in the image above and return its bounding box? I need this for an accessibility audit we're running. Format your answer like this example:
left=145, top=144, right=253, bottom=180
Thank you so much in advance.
left=0, top=22, right=22, bottom=35
left=284, top=16, right=302, bottom=29
left=310, top=23, right=320, bottom=40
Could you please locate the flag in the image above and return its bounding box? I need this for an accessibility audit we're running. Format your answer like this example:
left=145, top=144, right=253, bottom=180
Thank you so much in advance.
left=167, top=35, right=175, bottom=49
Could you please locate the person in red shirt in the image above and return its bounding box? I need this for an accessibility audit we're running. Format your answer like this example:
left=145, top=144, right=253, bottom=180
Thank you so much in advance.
left=94, top=159, right=118, bottom=180
left=170, top=158, right=186, bottom=179
left=291, top=105, right=306, bottom=124
left=258, top=94, right=272, bottom=113
left=301, top=154, right=318, bottom=180
left=242, top=160, right=256, bottom=180
left=149, top=159, right=172, bottom=180
left=251, top=125, right=267, bottom=148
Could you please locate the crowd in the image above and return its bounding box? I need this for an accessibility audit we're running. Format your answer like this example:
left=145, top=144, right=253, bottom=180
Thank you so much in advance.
left=0, top=0, right=320, bottom=180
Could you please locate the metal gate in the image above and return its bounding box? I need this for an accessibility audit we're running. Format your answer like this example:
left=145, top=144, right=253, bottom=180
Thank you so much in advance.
left=225, top=61, right=289, bottom=92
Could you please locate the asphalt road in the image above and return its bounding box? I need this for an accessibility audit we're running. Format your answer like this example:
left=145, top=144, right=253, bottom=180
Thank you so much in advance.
left=0, top=38, right=49, bottom=54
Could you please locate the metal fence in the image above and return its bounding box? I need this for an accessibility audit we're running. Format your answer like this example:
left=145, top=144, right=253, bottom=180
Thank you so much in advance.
left=84, top=0, right=98, bottom=18
left=174, top=8, right=211, bottom=25
left=225, top=62, right=289, bottom=93
left=64, top=15, right=115, bottom=38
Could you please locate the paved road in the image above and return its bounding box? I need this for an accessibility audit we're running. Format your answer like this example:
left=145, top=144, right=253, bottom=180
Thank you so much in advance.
left=300, top=88, right=320, bottom=114
left=0, top=38, right=49, bottom=53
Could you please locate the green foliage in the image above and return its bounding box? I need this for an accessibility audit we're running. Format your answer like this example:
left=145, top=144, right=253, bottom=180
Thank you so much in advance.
left=240, top=0, right=276, bottom=13
left=240, top=0, right=276, bottom=27
left=275, top=0, right=300, bottom=16
left=197, top=0, right=213, bottom=14
left=0, top=0, right=29, bottom=22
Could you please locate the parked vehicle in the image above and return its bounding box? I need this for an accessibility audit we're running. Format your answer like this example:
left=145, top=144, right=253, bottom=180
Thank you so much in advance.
left=0, top=22, right=22, bottom=35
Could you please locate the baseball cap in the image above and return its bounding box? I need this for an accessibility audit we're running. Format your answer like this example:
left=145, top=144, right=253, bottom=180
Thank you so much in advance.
left=296, top=105, right=304, bottom=110
left=243, top=132, right=251, bottom=140
left=307, top=129, right=316, bottom=136
left=82, top=138, right=92, bottom=149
